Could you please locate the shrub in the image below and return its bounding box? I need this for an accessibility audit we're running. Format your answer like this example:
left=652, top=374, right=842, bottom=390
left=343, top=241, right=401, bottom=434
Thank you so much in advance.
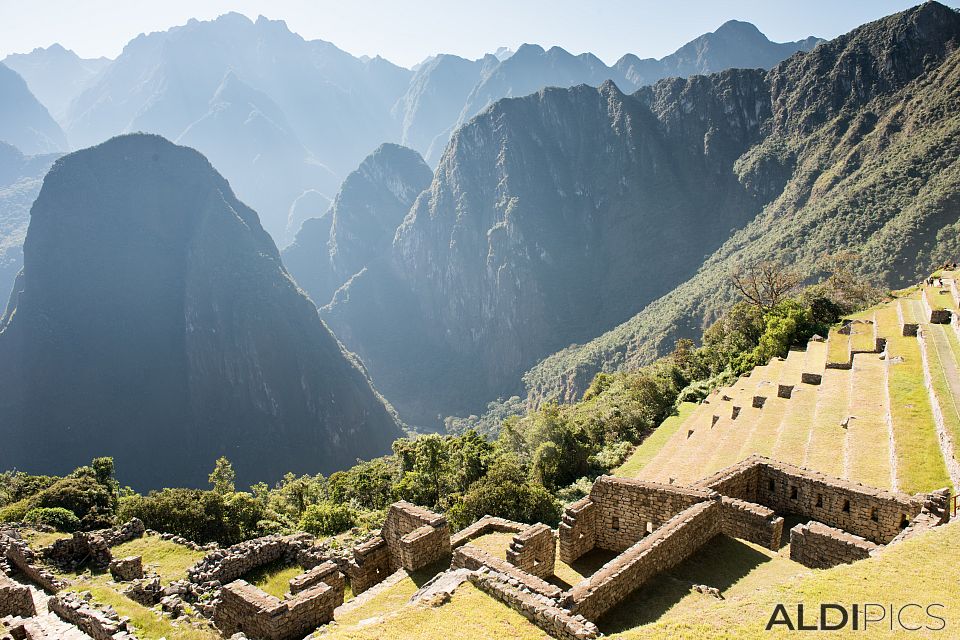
left=298, top=502, right=356, bottom=536
left=118, top=488, right=265, bottom=545
left=0, top=499, right=30, bottom=523
left=24, top=507, right=81, bottom=532
left=29, top=475, right=116, bottom=529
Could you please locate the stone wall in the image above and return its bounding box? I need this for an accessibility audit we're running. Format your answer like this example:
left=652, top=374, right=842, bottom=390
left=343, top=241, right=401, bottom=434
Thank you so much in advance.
left=4, top=539, right=62, bottom=593
left=339, top=536, right=392, bottom=595
left=698, top=456, right=923, bottom=544
left=0, top=572, right=35, bottom=618
left=188, top=534, right=313, bottom=588
left=718, top=497, right=783, bottom=550
left=289, top=561, right=343, bottom=595
left=97, top=519, right=145, bottom=548
left=49, top=591, right=136, bottom=640
left=215, top=577, right=343, bottom=640
left=558, top=497, right=597, bottom=564
left=452, top=545, right=562, bottom=599
left=450, top=516, right=527, bottom=549
left=506, top=523, right=556, bottom=579
left=43, top=532, right=112, bottom=571
left=564, top=501, right=722, bottom=621
left=789, top=522, right=878, bottom=569
left=108, top=556, right=142, bottom=582
left=381, top=501, right=451, bottom=572
left=468, top=569, right=599, bottom=640
left=558, top=477, right=712, bottom=565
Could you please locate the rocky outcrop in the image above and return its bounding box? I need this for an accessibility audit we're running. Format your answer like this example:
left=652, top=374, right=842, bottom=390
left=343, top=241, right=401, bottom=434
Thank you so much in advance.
left=0, top=64, right=67, bottom=156
left=283, top=143, right=432, bottom=306
left=0, top=134, right=401, bottom=489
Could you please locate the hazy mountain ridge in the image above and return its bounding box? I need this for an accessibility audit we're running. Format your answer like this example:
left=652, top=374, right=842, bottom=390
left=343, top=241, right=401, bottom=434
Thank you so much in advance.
left=0, top=63, right=68, bottom=156
left=0, top=134, right=402, bottom=489
left=522, top=1, right=960, bottom=406
left=3, top=44, right=110, bottom=120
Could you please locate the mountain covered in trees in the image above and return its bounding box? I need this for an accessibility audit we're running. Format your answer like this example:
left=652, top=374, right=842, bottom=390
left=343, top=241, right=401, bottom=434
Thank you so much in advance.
left=317, top=1, right=960, bottom=427
left=0, top=134, right=402, bottom=489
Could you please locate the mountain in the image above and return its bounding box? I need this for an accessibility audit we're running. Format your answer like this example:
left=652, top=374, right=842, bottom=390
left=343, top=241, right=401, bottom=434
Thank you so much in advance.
left=0, top=63, right=68, bottom=155
left=283, top=143, right=432, bottom=306
left=0, top=134, right=402, bottom=489
left=396, top=25, right=820, bottom=165
left=522, top=1, right=960, bottom=405
left=614, top=19, right=821, bottom=88
left=62, top=13, right=408, bottom=243
left=3, top=44, right=110, bottom=120
left=324, top=71, right=771, bottom=427
left=0, top=143, right=59, bottom=305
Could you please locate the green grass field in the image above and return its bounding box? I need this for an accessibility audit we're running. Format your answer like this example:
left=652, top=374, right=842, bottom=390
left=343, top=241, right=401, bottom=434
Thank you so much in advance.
left=615, top=402, right=697, bottom=478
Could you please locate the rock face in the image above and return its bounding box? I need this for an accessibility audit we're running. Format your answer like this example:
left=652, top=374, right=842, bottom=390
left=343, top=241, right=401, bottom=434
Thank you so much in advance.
left=522, top=1, right=960, bottom=405
left=0, top=63, right=68, bottom=155
left=283, top=143, right=432, bottom=306
left=325, top=73, right=770, bottom=426
left=0, top=142, right=59, bottom=305
left=0, top=134, right=401, bottom=489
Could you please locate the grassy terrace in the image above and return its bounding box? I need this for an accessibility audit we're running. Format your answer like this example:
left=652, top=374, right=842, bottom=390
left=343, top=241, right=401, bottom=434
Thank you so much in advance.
left=615, top=402, right=697, bottom=478
left=878, top=304, right=951, bottom=494
left=802, top=368, right=849, bottom=477
left=826, top=329, right=850, bottom=367
left=845, top=353, right=891, bottom=488
left=922, top=324, right=960, bottom=468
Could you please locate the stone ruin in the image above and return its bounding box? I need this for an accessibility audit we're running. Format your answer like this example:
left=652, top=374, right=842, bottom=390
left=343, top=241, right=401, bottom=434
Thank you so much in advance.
left=47, top=591, right=137, bottom=640
left=338, top=501, right=451, bottom=595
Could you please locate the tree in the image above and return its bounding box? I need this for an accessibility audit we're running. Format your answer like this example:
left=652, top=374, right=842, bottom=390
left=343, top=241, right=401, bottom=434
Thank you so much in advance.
left=208, top=457, right=236, bottom=495
left=731, top=261, right=802, bottom=311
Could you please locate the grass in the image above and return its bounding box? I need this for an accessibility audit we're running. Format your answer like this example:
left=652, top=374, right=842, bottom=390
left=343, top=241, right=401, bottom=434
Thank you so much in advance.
left=849, top=320, right=876, bottom=353
left=845, top=354, right=892, bottom=488
left=615, top=402, right=697, bottom=478
left=245, top=561, right=305, bottom=599
left=69, top=584, right=219, bottom=640
left=826, top=329, right=850, bottom=367
left=611, top=519, right=960, bottom=639
left=803, top=368, right=850, bottom=477
left=21, top=529, right=71, bottom=549
left=923, top=325, right=960, bottom=466
left=111, top=534, right=206, bottom=584
left=770, top=382, right=820, bottom=467
left=878, top=306, right=951, bottom=493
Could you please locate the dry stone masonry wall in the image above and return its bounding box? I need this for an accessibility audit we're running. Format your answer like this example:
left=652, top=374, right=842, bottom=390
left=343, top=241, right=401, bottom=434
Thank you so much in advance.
left=789, top=522, right=878, bottom=568
left=506, top=523, right=556, bottom=579
left=48, top=591, right=136, bottom=640
left=214, top=577, right=343, bottom=640
left=0, top=572, right=35, bottom=618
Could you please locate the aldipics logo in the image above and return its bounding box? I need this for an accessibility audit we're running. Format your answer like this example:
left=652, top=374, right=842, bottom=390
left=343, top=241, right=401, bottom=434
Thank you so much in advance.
left=766, top=604, right=946, bottom=632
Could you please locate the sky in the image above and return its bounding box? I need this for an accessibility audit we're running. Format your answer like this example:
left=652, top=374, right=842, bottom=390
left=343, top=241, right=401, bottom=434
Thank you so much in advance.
left=1, top=0, right=958, bottom=68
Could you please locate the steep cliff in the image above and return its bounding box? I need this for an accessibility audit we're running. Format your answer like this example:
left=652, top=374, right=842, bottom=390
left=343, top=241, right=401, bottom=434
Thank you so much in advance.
left=0, top=134, right=402, bottom=489
left=326, top=72, right=771, bottom=427
left=0, top=63, right=68, bottom=155
left=283, top=143, right=432, bottom=306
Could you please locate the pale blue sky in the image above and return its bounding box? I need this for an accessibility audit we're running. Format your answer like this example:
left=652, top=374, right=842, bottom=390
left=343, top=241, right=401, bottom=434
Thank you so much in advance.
left=0, top=0, right=957, bottom=67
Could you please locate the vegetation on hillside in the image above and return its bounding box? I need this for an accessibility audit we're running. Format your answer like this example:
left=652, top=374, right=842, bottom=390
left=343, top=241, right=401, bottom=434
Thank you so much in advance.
left=0, top=260, right=881, bottom=543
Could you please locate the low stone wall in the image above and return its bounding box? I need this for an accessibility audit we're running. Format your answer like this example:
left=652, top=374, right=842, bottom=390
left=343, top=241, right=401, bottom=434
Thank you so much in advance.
left=4, top=539, right=63, bottom=593
left=559, top=497, right=597, bottom=564
left=42, top=531, right=112, bottom=571
left=698, top=456, right=924, bottom=544
left=789, top=522, right=878, bottom=569
left=718, top=497, right=783, bottom=550
left=469, top=569, right=599, bottom=640
left=340, top=535, right=392, bottom=595
left=108, top=556, right=143, bottom=582
left=49, top=591, right=136, bottom=640
left=188, top=534, right=313, bottom=588
left=450, top=516, right=527, bottom=549
left=399, top=523, right=450, bottom=572
left=97, top=519, right=145, bottom=547
left=452, top=545, right=562, bottom=599
left=214, top=578, right=342, bottom=640
left=289, top=560, right=343, bottom=595
left=0, top=572, right=35, bottom=618
left=564, top=501, right=722, bottom=621
left=506, top=523, right=556, bottom=579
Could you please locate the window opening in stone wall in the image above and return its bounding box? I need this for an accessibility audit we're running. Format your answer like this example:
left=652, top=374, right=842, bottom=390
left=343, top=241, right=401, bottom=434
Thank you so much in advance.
left=768, top=479, right=775, bottom=491
left=612, top=516, right=620, bottom=531
left=790, top=486, right=798, bottom=500
left=900, top=514, right=910, bottom=529
left=870, top=508, right=878, bottom=522
left=816, top=494, right=823, bottom=507
left=842, top=500, right=850, bottom=513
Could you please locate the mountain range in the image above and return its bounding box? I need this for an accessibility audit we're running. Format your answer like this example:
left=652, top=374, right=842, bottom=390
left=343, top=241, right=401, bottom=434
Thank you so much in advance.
left=2, top=16, right=819, bottom=246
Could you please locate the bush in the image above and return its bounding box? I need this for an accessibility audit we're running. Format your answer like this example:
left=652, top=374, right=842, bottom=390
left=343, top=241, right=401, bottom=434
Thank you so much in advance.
left=24, top=507, right=81, bottom=532
left=28, top=475, right=116, bottom=529
left=298, top=502, right=356, bottom=536
left=118, top=488, right=265, bottom=544
left=0, top=499, right=30, bottom=523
